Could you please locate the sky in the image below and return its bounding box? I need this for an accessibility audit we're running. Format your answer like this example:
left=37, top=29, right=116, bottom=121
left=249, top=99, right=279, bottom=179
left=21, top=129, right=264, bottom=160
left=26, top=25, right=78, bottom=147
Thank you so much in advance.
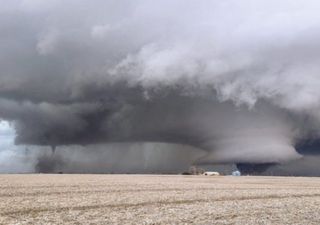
left=1, top=0, right=320, bottom=174
left=0, top=121, right=35, bottom=172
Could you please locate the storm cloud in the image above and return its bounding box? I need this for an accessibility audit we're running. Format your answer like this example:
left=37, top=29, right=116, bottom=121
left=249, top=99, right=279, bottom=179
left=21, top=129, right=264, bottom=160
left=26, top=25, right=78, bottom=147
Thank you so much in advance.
left=1, top=0, right=320, bottom=173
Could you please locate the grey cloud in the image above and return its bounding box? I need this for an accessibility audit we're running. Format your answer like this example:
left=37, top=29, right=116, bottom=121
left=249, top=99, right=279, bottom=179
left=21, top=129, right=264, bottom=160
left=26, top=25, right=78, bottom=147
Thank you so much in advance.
left=1, top=0, right=320, bottom=173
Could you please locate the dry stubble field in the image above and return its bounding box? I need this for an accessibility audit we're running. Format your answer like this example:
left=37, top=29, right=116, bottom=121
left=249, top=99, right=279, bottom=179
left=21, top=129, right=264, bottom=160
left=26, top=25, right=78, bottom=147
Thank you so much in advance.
left=0, top=174, right=320, bottom=224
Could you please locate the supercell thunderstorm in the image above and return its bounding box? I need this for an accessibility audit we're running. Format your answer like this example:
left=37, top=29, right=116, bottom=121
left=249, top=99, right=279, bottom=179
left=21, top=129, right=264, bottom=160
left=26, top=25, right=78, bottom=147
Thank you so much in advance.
left=1, top=0, right=320, bottom=173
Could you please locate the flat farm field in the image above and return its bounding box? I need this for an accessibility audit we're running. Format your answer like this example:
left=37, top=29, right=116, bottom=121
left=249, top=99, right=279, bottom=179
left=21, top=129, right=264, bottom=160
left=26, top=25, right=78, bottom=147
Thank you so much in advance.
left=1, top=174, right=320, bottom=224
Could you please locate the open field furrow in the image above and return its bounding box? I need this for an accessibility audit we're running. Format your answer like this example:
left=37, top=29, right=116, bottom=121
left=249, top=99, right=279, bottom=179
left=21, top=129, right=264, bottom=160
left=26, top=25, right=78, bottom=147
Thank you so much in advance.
left=1, top=175, right=320, bottom=224
left=1, top=187, right=320, bottom=198
left=2, top=193, right=320, bottom=217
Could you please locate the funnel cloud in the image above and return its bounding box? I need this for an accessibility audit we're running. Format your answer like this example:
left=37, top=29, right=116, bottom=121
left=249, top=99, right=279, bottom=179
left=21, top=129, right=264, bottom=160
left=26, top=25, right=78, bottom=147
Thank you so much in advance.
left=1, top=0, right=320, bottom=174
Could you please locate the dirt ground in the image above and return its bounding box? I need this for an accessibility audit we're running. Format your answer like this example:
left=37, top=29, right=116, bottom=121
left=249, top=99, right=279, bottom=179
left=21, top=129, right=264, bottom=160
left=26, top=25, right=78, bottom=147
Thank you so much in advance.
left=0, top=174, right=320, bottom=225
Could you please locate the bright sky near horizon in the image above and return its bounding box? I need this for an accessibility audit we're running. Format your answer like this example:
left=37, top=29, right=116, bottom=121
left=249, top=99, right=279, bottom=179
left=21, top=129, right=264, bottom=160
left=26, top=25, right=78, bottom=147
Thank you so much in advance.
left=0, top=121, right=15, bottom=148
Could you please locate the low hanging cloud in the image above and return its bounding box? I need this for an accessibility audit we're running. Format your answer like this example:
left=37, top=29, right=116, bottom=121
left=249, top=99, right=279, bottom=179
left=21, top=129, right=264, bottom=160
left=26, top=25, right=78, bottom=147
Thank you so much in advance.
left=1, top=0, right=320, bottom=172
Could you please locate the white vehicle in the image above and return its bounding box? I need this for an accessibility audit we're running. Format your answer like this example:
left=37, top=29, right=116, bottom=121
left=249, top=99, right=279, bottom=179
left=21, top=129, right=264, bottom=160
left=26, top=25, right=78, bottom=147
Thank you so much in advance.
left=203, top=171, right=220, bottom=176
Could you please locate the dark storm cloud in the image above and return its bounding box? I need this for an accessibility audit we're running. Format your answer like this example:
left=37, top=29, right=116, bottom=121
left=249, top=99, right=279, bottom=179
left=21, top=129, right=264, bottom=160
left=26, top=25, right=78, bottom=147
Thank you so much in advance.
left=1, top=0, right=320, bottom=172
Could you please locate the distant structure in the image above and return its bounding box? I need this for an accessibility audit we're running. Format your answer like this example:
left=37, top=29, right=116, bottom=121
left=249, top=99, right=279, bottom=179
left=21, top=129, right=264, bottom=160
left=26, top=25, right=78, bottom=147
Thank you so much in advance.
left=232, top=170, right=241, bottom=176
left=203, top=171, right=220, bottom=176
left=189, top=166, right=205, bottom=175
